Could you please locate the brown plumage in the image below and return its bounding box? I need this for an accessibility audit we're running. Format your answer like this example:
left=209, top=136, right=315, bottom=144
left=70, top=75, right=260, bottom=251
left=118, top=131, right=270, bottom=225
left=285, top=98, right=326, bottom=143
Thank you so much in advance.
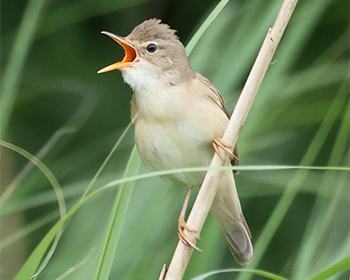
left=98, top=19, right=253, bottom=264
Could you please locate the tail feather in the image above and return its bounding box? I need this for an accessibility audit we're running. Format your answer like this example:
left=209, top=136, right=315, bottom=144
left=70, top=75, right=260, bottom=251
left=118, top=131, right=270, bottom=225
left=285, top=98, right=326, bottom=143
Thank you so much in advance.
left=211, top=172, right=253, bottom=265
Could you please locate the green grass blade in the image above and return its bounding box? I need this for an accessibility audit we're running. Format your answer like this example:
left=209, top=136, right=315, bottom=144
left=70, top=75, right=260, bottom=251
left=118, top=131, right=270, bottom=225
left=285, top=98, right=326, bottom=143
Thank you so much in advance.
left=11, top=174, right=131, bottom=279
left=0, top=0, right=47, bottom=138
left=54, top=249, right=94, bottom=280
left=0, top=140, right=66, bottom=218
left=185, top=0, right=230, bottom=56
left=238, top=71, right=349, bottom=280
left=0, top=140, right=66, bottom=279
left=292, top=92, right=350, bottom=279
left=0, top=127, right=75, bottom=205
left=11, top=143, right=140, bottom=279
left=191, top=268, right=289, bottom=280
left=12, top=194, right=95, bottom=279
left=0, top=211, right=58, bottom=250
left=92, top=145, right=141, bottom=280
left=80, top=121, right=134, bottom=200
left=308, top=256, right=350, bottom=280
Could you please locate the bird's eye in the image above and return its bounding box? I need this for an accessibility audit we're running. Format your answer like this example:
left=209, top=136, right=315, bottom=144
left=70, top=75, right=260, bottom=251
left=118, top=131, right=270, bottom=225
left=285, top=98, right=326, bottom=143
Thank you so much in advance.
left=146, top=43, right=158, bottom=53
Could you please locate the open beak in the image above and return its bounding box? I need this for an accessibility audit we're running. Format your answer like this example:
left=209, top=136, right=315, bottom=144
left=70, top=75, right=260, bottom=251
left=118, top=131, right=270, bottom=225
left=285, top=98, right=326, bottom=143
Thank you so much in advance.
left=97, top=31, right=138, bottom=73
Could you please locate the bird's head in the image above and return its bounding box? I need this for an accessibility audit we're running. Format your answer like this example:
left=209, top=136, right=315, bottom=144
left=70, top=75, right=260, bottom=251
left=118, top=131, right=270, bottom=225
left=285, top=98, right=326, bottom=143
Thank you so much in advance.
left=98, top=19, right=194, bottom=88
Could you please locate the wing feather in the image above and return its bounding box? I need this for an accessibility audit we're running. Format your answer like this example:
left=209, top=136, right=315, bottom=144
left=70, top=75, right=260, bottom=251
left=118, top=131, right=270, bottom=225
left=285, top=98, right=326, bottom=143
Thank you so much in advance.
left=196, top=73, right=239, bottom=167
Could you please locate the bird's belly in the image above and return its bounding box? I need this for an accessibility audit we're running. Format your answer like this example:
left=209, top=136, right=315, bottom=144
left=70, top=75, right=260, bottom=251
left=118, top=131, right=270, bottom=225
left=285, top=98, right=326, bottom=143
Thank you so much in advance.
left=134, top=119, right=213, bottom=186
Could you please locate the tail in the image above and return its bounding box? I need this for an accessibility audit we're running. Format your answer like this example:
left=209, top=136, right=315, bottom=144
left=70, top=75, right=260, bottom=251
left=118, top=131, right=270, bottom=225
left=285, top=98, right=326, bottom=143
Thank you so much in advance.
left=210, top=171, right=253, bottom=265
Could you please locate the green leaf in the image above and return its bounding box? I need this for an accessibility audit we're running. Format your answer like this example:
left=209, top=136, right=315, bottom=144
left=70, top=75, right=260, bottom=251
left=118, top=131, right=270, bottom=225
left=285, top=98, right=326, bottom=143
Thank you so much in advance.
left=308, top=256, right=350, bottom=280
left=92, top=146, right=141, bottom=280
left=0, top=0, right=47, bottom=138
left=191, top=268, right=289, bottom=280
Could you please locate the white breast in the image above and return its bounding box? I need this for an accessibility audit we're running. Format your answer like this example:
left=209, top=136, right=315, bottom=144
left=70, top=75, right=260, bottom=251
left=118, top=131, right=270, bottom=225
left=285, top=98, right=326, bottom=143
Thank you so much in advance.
left=121, top=59, right=229, bottom=186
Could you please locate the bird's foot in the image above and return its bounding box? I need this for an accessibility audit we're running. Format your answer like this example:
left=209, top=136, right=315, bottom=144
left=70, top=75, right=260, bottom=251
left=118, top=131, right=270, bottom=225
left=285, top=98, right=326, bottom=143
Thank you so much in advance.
left=213, top=138, right=238, bottom=161
left=178, top=217, right=202, bottom=252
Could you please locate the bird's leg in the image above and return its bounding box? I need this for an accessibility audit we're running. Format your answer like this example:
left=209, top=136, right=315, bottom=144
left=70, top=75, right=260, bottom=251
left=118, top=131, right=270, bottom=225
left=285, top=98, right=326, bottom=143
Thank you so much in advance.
left=213, top=138, right=239, bottom=161
left=178, top=187, right=202, bottom=252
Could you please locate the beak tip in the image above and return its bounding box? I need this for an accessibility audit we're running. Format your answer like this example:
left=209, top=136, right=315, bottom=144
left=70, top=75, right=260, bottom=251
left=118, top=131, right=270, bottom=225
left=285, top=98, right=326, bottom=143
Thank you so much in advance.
left=98, top=31, right=136, bottom=73
left=97, top=68, right=106, bottom=74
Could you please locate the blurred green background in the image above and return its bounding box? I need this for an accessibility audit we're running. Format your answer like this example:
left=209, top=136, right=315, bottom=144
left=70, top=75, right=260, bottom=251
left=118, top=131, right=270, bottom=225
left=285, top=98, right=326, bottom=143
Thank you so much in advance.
left=1, top=0, right=349, bottom=279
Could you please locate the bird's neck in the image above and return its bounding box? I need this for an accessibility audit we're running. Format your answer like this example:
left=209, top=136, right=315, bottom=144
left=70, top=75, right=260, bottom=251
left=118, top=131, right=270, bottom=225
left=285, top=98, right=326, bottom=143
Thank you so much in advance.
left=132, top=79, right=185, bottom=119
left=122, top=59, right=194, bottom=119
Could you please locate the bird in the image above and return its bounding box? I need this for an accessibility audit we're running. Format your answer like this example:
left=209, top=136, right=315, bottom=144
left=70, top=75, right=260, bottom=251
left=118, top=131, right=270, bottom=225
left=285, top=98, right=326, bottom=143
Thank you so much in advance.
left=98, top=18, right=253, bottom=265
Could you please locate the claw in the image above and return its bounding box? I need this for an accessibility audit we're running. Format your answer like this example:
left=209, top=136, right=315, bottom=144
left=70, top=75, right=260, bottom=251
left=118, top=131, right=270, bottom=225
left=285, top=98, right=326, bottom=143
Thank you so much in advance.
left=213, top=138, right=239, bottom=161
left=178, top=217, right=202, bottom=252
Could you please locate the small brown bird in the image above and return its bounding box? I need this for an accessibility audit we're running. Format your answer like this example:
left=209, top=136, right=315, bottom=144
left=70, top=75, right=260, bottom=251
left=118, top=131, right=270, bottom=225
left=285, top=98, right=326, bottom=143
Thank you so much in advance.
left=98, top=19, right=253, bottom=264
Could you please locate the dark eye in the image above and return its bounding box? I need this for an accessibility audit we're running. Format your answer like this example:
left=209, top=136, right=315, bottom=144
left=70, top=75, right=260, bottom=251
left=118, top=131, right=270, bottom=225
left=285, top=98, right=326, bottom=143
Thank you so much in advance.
left=146, top=43, right=158, bottom=53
